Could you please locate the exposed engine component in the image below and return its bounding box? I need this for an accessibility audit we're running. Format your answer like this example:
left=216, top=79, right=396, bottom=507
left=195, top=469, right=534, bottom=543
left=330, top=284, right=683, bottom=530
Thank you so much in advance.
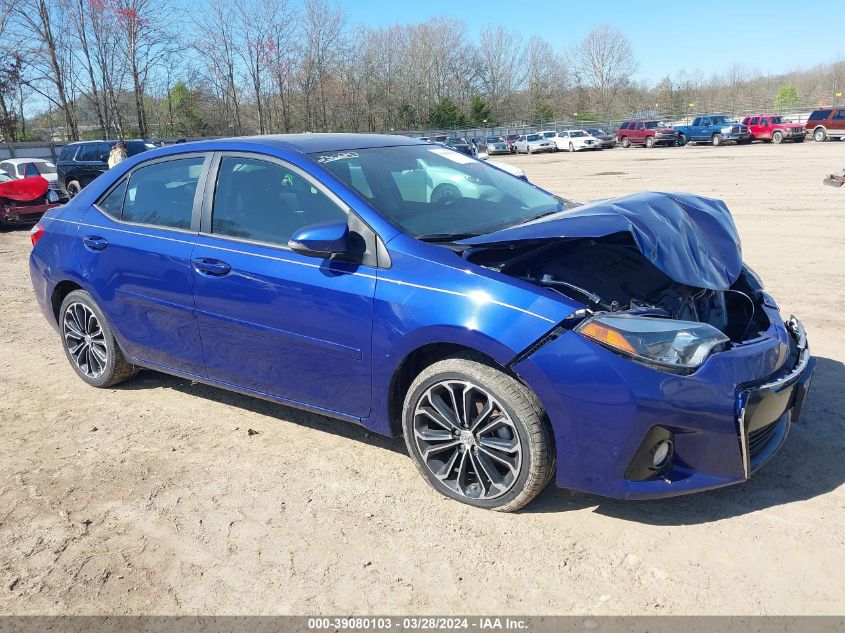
left=463, top=232, right=769, bottom=342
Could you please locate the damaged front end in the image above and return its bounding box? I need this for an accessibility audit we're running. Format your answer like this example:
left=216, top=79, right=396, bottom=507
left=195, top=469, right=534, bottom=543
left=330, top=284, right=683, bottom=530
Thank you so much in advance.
left=458, top=192, right=815, bottom=498
left=0, top=176, right=60, bottom=225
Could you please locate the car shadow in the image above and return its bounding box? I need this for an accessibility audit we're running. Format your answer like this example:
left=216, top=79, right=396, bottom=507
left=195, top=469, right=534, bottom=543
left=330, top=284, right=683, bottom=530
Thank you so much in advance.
left=121, top=371, right=408, bottom=456
left=523, top=355, right=845, bottom=523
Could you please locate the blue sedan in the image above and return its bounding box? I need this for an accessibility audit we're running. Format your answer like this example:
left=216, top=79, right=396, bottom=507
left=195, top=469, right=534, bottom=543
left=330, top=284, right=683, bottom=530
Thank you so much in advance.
left=28, top=134, right=815, bottom=511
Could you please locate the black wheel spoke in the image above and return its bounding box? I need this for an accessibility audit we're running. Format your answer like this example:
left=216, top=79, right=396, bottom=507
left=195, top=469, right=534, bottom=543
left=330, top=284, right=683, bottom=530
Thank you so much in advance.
left=413, top=379, right=522, bottom=500
left=63, top=302, right=108, bottom=379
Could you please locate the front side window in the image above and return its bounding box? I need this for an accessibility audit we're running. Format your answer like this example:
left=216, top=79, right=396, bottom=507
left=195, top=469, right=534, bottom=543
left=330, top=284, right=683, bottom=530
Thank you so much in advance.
left=77, top=143, right=100, bottom=162
left=58, top=145, right=77, bottom=161
left=122, top=157, right=204, bottom=229
left=760, top=118, right=768, bottom=126
left=635, top=122, right=644, bottom=130
left=750, top=117, right=760, bottom=125
left=212, top=156, right=347, bottom=246
left=313, top=145, right=571, bottom=241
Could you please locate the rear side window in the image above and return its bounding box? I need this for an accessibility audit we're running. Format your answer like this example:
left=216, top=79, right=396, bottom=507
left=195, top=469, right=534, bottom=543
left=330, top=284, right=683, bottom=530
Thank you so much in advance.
left=809, top=109, right=832, bottom=121
left=98, top=179, right=128, bottom=217
left=833, top=110, right=845, bottom=120
left=212, top=156, right=347, bottom=246
left=59, top=145, right=78, bottom=161
left=122, top=157, right=204, bottom=230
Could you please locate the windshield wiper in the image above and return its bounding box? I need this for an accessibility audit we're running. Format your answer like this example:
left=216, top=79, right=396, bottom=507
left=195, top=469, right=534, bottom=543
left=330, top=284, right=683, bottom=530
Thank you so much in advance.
left=417, top=232, right=481, bottom=242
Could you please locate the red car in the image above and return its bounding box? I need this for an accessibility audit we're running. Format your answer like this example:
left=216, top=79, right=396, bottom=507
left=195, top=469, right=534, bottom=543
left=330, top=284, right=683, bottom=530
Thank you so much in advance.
left=741, top=114, right=806, bottom=144
left=0, top=173, right=60, bottom=226
left=617, top=119, right=678, bottom=148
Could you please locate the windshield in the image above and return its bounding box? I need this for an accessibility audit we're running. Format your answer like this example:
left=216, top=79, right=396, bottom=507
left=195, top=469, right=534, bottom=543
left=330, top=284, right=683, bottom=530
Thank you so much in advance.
left=644, top=121, right=663, bottom=129
left=486, top=137, right=502, bottom=143
left=0, top=172, right=13, bottom=183
left=310, top=145, right=571, bottom=240
left=446, top=138, right=466, bottom=145
left=587, top=129, right=604, bottom=136
left=571, top=131, right=587, bottom=137
left=526, top=134, right=540, bottom=141
left=769, top=116, right=785, bottom=124
left=710, top=116, right=732, bottom=125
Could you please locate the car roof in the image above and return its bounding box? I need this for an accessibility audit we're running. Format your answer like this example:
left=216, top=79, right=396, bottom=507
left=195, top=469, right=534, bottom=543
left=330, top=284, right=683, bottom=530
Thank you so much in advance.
left=2, top=157, right=51, bottom=164
left=170, top=133, right=425, bottom=155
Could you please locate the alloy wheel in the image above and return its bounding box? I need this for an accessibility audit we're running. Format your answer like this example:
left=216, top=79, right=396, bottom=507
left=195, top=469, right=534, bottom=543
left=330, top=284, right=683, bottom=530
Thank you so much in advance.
left=63, top=302, right=108, bottom=378
left=412, top=380, right=522, bottom=500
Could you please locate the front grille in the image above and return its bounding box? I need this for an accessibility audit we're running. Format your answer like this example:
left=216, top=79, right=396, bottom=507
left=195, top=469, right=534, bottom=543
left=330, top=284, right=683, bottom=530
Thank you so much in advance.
left=748, top=420, right=780, bottom=460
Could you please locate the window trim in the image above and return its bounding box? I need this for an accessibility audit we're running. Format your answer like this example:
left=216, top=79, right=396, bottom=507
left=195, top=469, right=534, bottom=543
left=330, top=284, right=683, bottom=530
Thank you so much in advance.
left=199, top=150, right=385, bottom=269
left=93, top=152, right=211, bottom=234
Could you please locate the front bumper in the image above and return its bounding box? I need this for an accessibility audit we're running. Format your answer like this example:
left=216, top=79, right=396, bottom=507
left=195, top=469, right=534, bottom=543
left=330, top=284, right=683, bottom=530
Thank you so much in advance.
left=513, top=307, right=815, bottom=499
left=720, top=131, right=752, bottom=142
left=1, top=201, right=60, bottom=224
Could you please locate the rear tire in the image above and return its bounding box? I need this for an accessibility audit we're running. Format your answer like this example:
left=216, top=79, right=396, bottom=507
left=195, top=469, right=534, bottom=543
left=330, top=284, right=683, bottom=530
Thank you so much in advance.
left=59, top=290, right=138, bottom=388
left=402, top=353, right=554, bottom=512
left=814, top=128, right=827, bottom=142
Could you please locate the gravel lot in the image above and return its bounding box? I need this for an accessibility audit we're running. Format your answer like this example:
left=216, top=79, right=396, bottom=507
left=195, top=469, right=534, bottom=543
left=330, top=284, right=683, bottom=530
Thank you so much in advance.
left=1, top=141, right=843, bottom=615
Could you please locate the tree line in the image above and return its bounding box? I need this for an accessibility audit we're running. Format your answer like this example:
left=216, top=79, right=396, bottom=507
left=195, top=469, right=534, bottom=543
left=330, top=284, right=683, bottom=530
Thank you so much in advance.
left=1, top=0, right=843, bottom=142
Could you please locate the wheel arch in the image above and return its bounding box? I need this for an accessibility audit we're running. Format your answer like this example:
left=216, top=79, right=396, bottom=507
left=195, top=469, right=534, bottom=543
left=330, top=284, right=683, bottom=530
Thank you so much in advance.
left=51, top=279, right=84, bottom=324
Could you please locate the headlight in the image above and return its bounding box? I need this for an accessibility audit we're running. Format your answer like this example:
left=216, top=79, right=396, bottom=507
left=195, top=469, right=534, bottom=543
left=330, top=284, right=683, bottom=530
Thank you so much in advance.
left=720, top=127, right=733, bottom=133
left=576, top=315, right=729, bottom=373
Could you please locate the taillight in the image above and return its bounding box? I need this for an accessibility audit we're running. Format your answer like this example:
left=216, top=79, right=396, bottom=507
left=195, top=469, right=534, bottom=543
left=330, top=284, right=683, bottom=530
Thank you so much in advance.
left=30, top=222, right=46, bottom=247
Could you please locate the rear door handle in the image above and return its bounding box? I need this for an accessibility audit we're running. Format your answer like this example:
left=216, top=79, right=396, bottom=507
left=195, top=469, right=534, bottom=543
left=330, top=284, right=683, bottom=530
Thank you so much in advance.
left=192, top=258, right=231, bottom=276
left=82, top=235, right=109, bottom=251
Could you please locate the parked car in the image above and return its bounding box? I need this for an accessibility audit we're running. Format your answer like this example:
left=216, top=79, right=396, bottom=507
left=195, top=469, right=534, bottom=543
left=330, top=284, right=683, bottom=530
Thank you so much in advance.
left=0, top=158, right=64, bottom=201
left=514, top=133, right=555, bottom=154
left=29, top=134, right=815, bottom=511
left=57, top=139, right=157, bottom=197
left=804, top=107, right=845, bottom=142
left=617, top=120, right=678, bottom=148
left=552, top=130, right=601, bottom=152
left=444, top=137, right=473, bottom=156
left=538, top=130, right=558, bottom=142
left=0, top=171, right=61, bottom=225
left=585, top=128, right=617, bottom=149
left=504, top=133, right=520, bottom=153
left=675, top=116, right=752, bottom=146
left=741, top=114, right=805, bottom=144
left=479, top=136, right=510, bottom=156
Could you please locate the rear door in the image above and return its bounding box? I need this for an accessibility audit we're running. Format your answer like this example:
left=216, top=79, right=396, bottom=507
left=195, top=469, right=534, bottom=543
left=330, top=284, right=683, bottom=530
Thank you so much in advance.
left=78, top=153, right=209, bottom=374
left=831, top=109, right=845, bottom=134
left=190, top=152, right=376, bottom=418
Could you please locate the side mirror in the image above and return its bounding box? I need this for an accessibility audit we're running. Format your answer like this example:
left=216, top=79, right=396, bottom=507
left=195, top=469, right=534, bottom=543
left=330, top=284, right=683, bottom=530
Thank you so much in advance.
left=288, top=221, right=349, bottom=258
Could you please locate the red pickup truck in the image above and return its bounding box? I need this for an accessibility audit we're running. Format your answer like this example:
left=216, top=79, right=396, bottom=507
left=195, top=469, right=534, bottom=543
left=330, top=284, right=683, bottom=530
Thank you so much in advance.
left=741, top=114, right=806, bottom=144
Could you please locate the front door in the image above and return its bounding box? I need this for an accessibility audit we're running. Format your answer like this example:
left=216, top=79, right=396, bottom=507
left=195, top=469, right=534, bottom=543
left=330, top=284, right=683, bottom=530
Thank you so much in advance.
left=77, top=154, right=208, bottom=374
left=191, top=153, right=375, bottom=418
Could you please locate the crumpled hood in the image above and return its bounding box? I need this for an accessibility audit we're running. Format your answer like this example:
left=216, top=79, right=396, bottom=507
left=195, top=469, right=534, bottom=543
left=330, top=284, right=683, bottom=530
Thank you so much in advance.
left=0, top=175, right=50, bottom=202
left=458, top=191, right=743, bottom=290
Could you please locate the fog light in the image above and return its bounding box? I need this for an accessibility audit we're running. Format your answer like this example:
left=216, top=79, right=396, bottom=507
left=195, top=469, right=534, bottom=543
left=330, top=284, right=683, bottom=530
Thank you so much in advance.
left=652, top=440, right=672, bottom=469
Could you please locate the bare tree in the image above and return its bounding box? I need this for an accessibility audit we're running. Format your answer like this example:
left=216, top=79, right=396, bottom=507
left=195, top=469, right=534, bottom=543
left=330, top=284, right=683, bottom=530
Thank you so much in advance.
left=477, top=26, right=523, bottom=121
left=569, top=24, right=637, bottom=117
left=13, top=0, right=78, bottom=138
left=113, top=0, right=176, bottom=137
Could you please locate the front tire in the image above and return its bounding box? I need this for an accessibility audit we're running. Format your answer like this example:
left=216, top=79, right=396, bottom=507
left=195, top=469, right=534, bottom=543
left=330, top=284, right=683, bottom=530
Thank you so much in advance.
left=677, top=134, right=687, bottom=147
left=402, top=354, right=553, bottom=512
left=59, top=290, right=138, bottom=387
left=712, top=133, right=723, bottom=146
left=645, top=136, right=655, bottom=149
left=620, top=136, right=630, bottom=148
left=772, top=131, right=783, bottom=144
left=568, top=142, right=575, bottom=152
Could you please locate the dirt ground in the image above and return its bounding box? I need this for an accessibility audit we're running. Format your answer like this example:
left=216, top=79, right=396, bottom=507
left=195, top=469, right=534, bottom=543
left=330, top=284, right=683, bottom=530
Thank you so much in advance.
left=1, top=141, right=844, bottom=616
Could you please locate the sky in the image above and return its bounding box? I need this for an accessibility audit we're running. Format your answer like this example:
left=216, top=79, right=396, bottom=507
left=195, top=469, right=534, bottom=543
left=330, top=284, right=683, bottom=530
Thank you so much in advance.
left=339, top=0, right=843, bottom=82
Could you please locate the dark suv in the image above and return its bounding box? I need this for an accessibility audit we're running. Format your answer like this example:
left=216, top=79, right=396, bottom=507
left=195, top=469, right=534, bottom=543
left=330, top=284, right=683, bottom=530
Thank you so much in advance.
left=57, top=140, right=157, bottom=197
left=805, top=108, right=845, bottom=142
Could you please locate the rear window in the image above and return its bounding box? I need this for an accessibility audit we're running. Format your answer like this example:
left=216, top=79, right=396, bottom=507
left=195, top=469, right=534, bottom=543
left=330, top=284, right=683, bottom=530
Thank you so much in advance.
left=122, top=157, right=204, bottom=229
left=808, top=109, right=832, bottom=121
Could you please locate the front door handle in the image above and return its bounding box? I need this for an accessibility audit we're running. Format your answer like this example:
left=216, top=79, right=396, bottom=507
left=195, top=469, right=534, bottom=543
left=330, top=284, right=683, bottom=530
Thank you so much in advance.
left=192, top=258, right=231, bottom=276
left=82, top=235, right=109, bottom=251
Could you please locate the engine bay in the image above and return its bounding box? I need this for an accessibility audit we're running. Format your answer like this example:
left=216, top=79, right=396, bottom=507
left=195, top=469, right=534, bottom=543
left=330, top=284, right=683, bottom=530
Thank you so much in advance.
left=463, top=232, right=770, bottom=342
